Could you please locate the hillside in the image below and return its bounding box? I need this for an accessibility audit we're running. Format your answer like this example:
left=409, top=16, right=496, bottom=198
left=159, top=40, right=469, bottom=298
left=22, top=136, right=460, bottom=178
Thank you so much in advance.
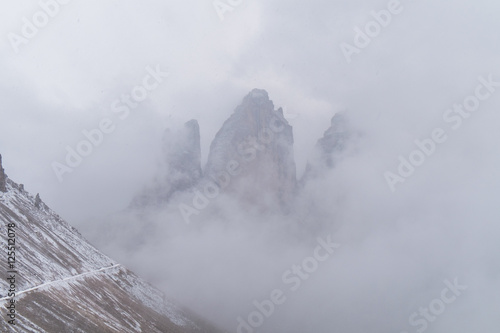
left=0, top=155, right=224, bottom=333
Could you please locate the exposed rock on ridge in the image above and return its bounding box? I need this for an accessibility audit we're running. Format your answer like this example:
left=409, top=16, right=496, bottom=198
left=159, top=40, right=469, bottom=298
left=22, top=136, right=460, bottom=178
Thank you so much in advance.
left=128, top=90, right=355, bottom=215
left=0, top=154, right=6, bottom=192
left=204, top=89, right=297, bottom=211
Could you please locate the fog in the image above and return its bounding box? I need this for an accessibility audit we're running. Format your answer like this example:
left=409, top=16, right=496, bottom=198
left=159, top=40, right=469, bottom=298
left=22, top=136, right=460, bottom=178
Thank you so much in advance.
left=1, top=0, right=500, bottom=332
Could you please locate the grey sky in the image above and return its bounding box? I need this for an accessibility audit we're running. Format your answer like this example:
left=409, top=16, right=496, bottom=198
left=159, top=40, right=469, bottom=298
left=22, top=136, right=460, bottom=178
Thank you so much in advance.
left=1, top=1, right=500, bottom=332
left=1, top=0, right=499, bottom=222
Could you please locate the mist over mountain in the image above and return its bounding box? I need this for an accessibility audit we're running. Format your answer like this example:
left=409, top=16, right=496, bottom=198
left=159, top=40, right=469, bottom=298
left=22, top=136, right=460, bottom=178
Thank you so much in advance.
left=302, top=111, right=354, bottom=182
left=131, top=119, right=203, bottom=209
left=0, top=155, right=225, bottom=333
left=2, top=1, right=500, bottom=331
left=4, top=81, right=500, bottom=332
left=78, top=86, right=500, bottom=333
left=127, top=89, right=346, bottom=218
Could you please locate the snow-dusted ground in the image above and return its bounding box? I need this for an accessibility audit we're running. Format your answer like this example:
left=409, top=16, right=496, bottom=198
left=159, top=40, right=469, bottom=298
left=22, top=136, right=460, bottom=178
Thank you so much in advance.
left=0, top=264, right=121, bottom=302
left=0, top=179, right=116, bottom=291
left=0, top=178, right=218, bottom=333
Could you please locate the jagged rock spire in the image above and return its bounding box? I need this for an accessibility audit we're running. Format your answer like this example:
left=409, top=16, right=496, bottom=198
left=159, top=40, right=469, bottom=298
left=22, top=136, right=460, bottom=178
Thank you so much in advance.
left=301, top=111, right=352, bottom=183
left=130, top=89, right=298, bottom=213
left=204, top=88, right=297, bottom=211
left=130, top=119, right=202, bottom=208
left=162, top=119, right=202, bottom=180
left=0, top=154, right=6, bottom=192
left=316, top=111, right=350, bottom=168
left=35, top=193, right=42, bottom=209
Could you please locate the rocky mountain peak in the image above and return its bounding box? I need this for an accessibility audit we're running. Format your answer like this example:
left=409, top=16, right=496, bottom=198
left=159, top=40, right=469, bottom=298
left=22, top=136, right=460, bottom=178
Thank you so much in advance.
left=235, top=89, right=278, bottom=125
left=130, top=119, right=202, bottom=208
left=204, top=89, right=297, bottom=211
left=162, top=119, right=202, bottom=176
left=302, top=112, right=352, bottom=183
left=317, top=111, right=350, bottom=168
left=237, top=89, right=273, bottom=110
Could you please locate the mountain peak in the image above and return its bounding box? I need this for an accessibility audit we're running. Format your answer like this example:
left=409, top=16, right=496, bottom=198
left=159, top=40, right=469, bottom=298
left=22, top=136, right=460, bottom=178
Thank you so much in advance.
left=235, top=88, right=274, bottom=116
left=204, top=89, right=296, bottom=211
left=301, top=111, right=353, bottom=183
left=243, top=88, right=270, bottom=102
left=130, top=119, right=202, bottom=208
left=318, top=112, right=350, bottom=162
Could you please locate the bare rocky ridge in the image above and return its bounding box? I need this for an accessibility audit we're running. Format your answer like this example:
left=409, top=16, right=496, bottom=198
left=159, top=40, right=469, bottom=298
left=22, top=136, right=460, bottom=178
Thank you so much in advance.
left=127, top=89, right=354, bottom=214
left=0, top=158, right=224, bottom=333
left=129, top=89, right=298, bottom=213
left=204, top=89, right=297, bottom=212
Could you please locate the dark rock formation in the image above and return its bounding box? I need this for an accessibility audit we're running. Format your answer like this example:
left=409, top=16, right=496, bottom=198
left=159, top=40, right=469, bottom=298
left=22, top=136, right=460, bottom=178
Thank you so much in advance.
left=131, top=119, right=202, bottom=208
left=130, top=89, right=300, bottom=213
left=204, top=89, right=297, bottom=211
left=0, top=154, right=6, bottom=192
left=35, top=193, right=42, bottom=209
left=302, top=112, right=351, bottom=182
left=316, top=111, right=350, bottom=168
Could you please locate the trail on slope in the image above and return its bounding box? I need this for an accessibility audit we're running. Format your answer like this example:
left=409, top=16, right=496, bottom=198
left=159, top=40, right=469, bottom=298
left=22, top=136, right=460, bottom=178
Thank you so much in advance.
left=0, top=264, right=121, bottom=302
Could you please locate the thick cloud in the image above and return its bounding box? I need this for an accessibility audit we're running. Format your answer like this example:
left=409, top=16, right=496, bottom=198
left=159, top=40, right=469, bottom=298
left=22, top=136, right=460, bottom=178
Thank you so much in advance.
left=1, top=0, right=500, bottom=332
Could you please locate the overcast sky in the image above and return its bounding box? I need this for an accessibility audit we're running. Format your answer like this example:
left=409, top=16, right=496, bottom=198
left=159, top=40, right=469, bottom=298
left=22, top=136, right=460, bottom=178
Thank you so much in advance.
left=2, top=1, right=500, bottom=332
left=1, top=0, right=499, bottom=223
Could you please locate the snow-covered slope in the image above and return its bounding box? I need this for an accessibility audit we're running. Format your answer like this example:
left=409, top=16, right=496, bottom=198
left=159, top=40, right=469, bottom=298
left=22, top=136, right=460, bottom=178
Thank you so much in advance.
left=0, top=156, right=224, bottom=333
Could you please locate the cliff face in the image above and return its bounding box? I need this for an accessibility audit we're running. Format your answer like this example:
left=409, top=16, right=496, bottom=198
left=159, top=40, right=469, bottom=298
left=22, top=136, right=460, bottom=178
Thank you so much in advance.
left=204, top=89, right=297, bottom=211
left=316, top=112, right=349, bottom=168
left=129, top=89, right=298, bottom=213
left=166, top=119, right=203, bottom=182
left=131, top=119, right=202, bottom=208
left=127, top=91, right=356, bottom=214
left=302, top=112, right=351, bottom=182
left=128, top=90, right=357, bottom=216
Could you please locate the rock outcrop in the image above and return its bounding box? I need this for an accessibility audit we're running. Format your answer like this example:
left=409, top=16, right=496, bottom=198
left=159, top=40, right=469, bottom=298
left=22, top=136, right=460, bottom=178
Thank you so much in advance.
left=302, top=112, right=351, bottom=182
left=0, top=154, right=6, bottom=192
left=130, top=89, right=298, bottom=213
left=204, top=89, right=297, bottom=211
left=131, top=119, right=202, bottom=208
